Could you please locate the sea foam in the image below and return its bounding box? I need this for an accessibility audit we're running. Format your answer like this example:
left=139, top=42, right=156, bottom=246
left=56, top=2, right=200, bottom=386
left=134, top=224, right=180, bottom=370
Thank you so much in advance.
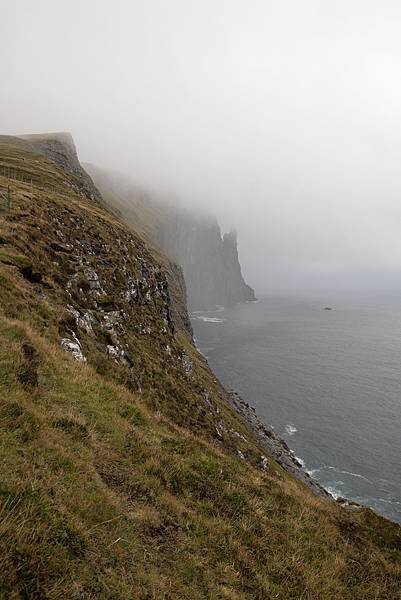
left=285, top=423, right=297, bottom=436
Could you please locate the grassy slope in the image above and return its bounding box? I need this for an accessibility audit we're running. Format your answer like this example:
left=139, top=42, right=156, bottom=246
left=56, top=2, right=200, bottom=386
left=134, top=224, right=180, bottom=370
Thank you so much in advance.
left=83, top=164, right=192, bottom=335
left=0, top=139, right=401, bottom=599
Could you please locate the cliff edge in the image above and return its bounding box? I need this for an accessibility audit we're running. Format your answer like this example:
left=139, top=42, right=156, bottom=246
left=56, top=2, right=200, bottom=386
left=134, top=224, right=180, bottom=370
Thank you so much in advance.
left=19, top=132, right=102, bottom=202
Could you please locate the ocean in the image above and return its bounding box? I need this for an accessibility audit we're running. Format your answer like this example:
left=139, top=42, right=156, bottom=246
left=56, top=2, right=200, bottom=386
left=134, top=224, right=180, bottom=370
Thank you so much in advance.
left=191, top=292, right=401, bottom=525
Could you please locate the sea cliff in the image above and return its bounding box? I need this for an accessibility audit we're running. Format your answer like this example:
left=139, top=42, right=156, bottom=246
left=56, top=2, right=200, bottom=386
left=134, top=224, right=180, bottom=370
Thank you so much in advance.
left=1, top=133, right=400, bottom=599
left=86, top=165, right=256, bottom=310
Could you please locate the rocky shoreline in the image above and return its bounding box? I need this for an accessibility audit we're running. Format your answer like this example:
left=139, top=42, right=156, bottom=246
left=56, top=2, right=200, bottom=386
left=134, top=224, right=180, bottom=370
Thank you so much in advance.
left=226, top=389, right=332, bottom=499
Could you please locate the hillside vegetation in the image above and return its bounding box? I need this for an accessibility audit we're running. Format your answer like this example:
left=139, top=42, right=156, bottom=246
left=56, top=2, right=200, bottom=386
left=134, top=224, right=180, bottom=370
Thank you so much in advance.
left=0, top=135, right=401, bottom=599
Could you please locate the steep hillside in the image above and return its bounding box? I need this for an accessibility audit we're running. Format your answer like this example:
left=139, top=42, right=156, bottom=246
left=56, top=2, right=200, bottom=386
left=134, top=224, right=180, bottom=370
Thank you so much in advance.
left=86, top=165, right=256, bottom=310
left=17, top=133, right=102, bottom=203
left=1, top=135, right=401, bottom=599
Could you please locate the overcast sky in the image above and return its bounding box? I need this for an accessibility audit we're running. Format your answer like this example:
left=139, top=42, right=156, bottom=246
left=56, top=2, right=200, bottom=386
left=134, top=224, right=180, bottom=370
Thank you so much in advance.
left=2, top=1, right=401, bottom=293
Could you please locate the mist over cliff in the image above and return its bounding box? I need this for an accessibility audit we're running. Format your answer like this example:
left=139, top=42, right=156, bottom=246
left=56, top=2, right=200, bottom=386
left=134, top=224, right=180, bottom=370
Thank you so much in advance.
left=86, top=165, right=255, bottom=310
left=159, top=212, right=255, bottom=309
left=5, top=2, right=401, bottom=294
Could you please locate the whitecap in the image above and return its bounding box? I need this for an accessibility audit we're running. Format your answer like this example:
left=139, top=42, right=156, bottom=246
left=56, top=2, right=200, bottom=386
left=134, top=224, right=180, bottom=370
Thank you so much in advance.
left=307, top=467, right=321, bottom=477
left=325, top=466, right=373, bottom=484
left=375, top=497, right=401, bottom=506
left=196, top=316, right=225, bottom=323
left=325, top=485, right=342, bottom=500
left=285, top=423, right=297, bottom=436
left=295, top=455, right=306, bottom=468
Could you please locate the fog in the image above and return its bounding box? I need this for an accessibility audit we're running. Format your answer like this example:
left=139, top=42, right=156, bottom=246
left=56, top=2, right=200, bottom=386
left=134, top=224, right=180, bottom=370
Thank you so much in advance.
left=2, top=1, right=401, bottom=293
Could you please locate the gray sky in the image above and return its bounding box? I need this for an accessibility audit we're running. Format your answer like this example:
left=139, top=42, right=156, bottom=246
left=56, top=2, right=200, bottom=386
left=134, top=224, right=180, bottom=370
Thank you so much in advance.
left=2, top=1, right=401, bottom=293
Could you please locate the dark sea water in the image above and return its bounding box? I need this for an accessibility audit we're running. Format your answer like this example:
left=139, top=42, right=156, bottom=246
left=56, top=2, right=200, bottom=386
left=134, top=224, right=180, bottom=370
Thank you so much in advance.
left=191, top=292, right=401, bottom=525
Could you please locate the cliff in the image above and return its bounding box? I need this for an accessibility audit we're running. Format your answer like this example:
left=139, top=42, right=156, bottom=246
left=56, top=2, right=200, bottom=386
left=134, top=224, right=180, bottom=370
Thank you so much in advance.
left=19, top=132, right=103, bottom=202
left=0, top=134, right=401, bottom=599
left=86, top=165, right=256, bottom=310
left=158, top=211, right=256, bottom=310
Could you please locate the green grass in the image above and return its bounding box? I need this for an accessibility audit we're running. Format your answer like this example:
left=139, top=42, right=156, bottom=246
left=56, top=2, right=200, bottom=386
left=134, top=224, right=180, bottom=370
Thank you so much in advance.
left=1, top=319, right=401, bottom=598
left=0, top=136, right=401, bottom=598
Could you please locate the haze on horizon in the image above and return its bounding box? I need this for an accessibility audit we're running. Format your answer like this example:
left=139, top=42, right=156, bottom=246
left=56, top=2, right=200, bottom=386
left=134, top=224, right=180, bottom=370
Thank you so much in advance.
left=2, top=0, right=401, bottom=294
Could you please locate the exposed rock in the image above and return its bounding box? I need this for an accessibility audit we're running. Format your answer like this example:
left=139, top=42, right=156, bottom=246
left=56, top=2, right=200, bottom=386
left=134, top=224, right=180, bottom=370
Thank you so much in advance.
left=106, top=345, right=120, bottom=360
left=103, top=311, right=122, bottom=330
left=121, top=350, right=134, bottom=367
left=50, top=241, right=73, bottom=252
left=202, top=390, right=212, bottom=408
left=61, top=334, right=86, bottom=363
left=84, top=267, right=100, bottom=287
left=181, top=353, right=193, bottom=375
left=124, top=280, right=138, bottom=302
left=67, top=306, right=97, bottom=336
left=18, top=132, right=102, bottom=202
left=227, top=390, right=331, bottom=499
left=336, top=497, right=363, bottom=510
left=229, top=428, right=248, bottom=443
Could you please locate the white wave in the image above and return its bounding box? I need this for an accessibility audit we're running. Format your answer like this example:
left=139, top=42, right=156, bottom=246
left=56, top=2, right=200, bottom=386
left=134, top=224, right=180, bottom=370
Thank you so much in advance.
left=285, top=423, right=297, bottom=436
left=196, top=316, right=225, bottom=323
left=378, top=497, right=401, bottom=507
left=325, top=485, right=342, bottom=500
left=325, top=466, right=373, bottom=484
left=295, top=455, right=306, bottom=468
left=294, top=459, right=345, bottom=501
left=307, top=467, right=321, bottom=477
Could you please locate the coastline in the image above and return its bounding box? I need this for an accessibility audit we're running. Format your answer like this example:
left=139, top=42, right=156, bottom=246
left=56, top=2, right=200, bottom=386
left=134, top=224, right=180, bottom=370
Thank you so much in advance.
left=191, top=303, right=401, bottom=525
left=226, top=389, right=332, bottom=499
left=191, top=313, right=331, bottom=499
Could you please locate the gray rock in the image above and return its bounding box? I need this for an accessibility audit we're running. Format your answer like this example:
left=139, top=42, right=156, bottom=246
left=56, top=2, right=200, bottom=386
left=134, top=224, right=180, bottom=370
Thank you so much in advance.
left=181, top=353, right=193, bottom=375
left=106, top=345, right=120, bottom=359
left=84, top=267, right=102, bottom=290
left=61, top=333, right=86, bottom=363
left=227, top=390, right=331, bottom=499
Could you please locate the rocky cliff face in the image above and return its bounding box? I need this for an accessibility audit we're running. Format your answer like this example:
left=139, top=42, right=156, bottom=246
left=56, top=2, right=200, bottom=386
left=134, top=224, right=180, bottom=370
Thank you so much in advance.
left=19, top=132, right=102, bottom=202
left=158, top=211, right=256, bottom=310
left=87, top=165, right=256, bottom=310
